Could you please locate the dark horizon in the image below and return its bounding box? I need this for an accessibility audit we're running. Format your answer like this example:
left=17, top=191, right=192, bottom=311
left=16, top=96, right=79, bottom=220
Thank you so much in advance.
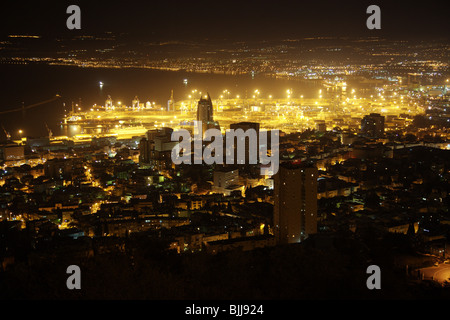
left=1, top=0, right=448, bottom=42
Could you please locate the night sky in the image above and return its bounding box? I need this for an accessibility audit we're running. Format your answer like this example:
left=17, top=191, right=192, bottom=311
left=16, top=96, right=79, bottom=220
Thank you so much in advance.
left=0, top=0, right=448, bottom=41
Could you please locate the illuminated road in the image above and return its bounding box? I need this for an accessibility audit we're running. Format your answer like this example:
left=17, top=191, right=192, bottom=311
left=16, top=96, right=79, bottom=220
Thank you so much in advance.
left=420, top=264, right=450, bottom=283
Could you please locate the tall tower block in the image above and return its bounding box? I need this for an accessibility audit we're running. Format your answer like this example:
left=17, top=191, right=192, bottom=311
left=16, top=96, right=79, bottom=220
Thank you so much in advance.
left=273, top=162, right=318, bottom=244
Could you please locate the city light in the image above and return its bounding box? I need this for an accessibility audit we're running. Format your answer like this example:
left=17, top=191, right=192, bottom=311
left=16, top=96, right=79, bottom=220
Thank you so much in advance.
left=0, top=3, right=448, bottom=302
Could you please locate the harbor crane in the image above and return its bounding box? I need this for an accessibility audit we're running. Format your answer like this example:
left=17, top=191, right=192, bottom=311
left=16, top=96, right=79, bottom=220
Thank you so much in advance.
left=1, top=124, right=11, bottom=140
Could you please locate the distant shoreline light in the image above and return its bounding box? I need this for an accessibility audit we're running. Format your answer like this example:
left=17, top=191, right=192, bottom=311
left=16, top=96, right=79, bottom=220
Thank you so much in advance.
left=8, top=35, right=41, bottom=39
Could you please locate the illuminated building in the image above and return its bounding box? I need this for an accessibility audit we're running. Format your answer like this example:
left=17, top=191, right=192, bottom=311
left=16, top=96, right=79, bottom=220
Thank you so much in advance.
left=44, top=158, right=73, bottom=179
left=139, top=137, right=153, bottom=164
left=197, top=93, right=214, bottom=124
left=132, top=96, right=140, bottom=109
left=273, top=162, right=318, bottom=244
left=213, top=166, right=239, bottom=192
left=0, top=143, right=25, bottom=162
left=229, top=122, right=260, bottom=164
left=361, top=113, right=385, bottom=138
left=105, top=95, right=113, bottom=109
left=167, top=90, right=175, bottom=111
left=196, top=93, right=220, bottom=134
left=140, top=128, right=177, bottom=170
left=146, top=127, right=177, bottom=152
left=315, top=120, right=326, bottom=132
